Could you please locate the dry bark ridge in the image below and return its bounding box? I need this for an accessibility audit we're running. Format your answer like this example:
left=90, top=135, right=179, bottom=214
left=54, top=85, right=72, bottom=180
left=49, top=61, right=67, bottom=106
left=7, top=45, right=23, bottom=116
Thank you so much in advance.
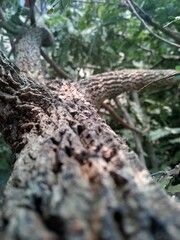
left=0, top=27, right=180, bottom=239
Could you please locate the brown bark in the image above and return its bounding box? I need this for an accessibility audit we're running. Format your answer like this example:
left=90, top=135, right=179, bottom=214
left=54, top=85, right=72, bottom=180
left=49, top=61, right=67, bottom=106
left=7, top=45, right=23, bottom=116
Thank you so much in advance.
left=0, top=51, right=180, bottom=240
left=82, top=69, right=179, bottom=106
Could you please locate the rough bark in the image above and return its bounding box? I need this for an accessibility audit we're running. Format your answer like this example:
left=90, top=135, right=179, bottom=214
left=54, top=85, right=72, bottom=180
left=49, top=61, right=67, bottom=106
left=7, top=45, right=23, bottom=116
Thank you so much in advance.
left=82, top=69, right=179, bottom=105
left=0, top=51, right=180, bottom=240
left=14, top=26, right=53, bottom=81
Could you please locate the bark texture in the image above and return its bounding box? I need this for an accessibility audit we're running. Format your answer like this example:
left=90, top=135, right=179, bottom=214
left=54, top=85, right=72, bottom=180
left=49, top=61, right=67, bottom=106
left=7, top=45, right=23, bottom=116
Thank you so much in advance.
left=82, top=70, right=179, bottom=105
left=0, top=51, right=180, bottom=240
left=15, top=26, right=53, bottom=80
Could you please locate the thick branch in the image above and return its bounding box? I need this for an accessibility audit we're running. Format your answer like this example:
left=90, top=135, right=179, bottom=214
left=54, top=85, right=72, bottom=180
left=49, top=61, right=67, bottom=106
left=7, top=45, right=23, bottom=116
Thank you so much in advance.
left=0, top=51, right=180, bottom=240
left=0, top=51, right=52, bottom=150
left=82, top=69, right=180, bottom=105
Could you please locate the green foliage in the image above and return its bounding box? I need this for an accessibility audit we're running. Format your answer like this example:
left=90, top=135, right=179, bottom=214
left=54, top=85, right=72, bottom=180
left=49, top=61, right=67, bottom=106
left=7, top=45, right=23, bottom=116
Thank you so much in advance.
left=46, top=2, right=145, bottom=77
left=47, top=0, right=72, bottom=14
left=149, top=127, right=180, bottom=142
left=175, top=65, right=180, bottom=71
left=164, top=16, right=180, bottom=28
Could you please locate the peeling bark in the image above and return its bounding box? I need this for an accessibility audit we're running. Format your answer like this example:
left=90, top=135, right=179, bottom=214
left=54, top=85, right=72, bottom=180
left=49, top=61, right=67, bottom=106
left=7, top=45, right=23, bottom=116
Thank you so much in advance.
left=0, top=51, right=180, bottom=240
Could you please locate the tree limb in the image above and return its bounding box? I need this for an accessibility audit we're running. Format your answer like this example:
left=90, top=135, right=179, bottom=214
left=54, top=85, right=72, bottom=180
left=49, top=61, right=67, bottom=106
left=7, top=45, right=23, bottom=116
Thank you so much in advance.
left=82, top=69, right=180, bottom=106
left=29, top=0, right=36, bottom=26
left=0, top=50, right=180, bottom=240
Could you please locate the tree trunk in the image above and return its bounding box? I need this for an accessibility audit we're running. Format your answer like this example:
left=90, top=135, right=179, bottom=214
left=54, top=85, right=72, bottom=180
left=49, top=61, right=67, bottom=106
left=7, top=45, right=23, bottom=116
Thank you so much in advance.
left=0, top=50, right=180, bottom=240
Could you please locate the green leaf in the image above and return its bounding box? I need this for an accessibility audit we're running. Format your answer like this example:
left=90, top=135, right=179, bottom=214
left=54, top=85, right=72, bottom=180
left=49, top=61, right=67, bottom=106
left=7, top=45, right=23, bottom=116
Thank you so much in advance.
left=47, top=0, right=72, bottom=14
left=149, top=127, right=180, bottom=142
left=47, top=8, right=54, bottom=15
left=168, top=184, right=180, bottom=194
left=169, top=137, right=180, bottom=144
left=164, top=16, right=180, bottom=27
left=60, top=0, right=72, bottom=10
left=0, top=160, right=10, bottom=171
left=175, top=65, right=180, bottom=71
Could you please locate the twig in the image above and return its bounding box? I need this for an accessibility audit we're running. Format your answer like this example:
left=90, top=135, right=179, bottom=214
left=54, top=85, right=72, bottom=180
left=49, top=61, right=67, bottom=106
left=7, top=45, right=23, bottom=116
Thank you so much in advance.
left=117, top=33, right=154, bottom=54
left=40, top=49, right=71, bottom=79
left=151, top=55, right=180, bottom=69
left=151, top=164, right=180, bottom=178
left=130, top=0, right=180, bottom=43
left=115, top=95, right=147, bottom=164
left=7, top=13, right=30, bottom=58
left=137, top=72, right=180, bottom=92
left=101, top=102, right=142, bottom=134
left=125, top=0, right=180, bottom=48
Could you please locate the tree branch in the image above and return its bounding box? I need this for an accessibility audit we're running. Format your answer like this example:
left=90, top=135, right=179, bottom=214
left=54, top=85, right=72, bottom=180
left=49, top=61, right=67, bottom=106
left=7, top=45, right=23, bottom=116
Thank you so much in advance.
left=82, top=69, right=180, bottom=105
left=40, top=49, right=71, bottom=79
left=124, top=0, right=180, bottom=48
left=151, top=164, right=180, bottom=178
left=115, top=95, right=147, bottom=164
left=29, top=0, right=36, bottom=26
left=101, top=102, right=142, bottom=134
left=128, top=0, right=180, bottom=44
left=0, top=1, right=180, bottom=235
left=1, top=50, right=180, bottom=240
